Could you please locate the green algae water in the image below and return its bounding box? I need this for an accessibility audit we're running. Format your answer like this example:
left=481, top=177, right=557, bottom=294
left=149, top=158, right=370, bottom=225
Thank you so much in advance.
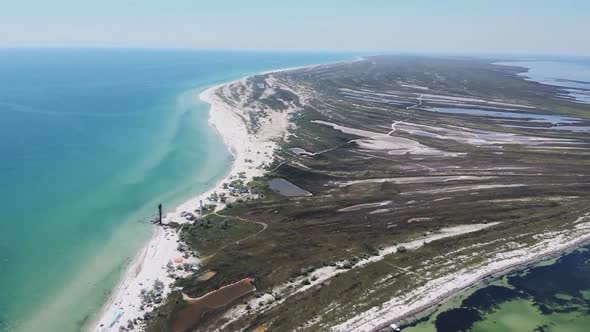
left=403, top=245, right=590, bottom=332
left=0, top=49, right=353, bottom=331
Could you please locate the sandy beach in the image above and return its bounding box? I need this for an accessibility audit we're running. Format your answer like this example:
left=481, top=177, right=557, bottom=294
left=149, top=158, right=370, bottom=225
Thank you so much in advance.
left=89, top=66, right=299, bottom=331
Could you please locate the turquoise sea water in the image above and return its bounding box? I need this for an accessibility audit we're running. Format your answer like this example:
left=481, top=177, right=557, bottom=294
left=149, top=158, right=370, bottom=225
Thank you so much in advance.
left=0, top=49, right=353, bottom=331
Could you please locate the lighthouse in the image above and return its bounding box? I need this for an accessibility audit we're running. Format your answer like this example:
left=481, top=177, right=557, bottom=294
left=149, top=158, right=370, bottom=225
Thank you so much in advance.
left=158, top=203, right=163, bottom=225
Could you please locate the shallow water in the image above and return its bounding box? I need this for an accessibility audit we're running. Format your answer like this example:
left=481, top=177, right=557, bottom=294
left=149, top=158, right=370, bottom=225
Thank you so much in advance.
left=403, top=245, right=590, bottom=332
left=268, top=178, right=311, bottom=197
left=427, top=107, right=580, bottom=124
left=0, top=49, right=353, bottom=331
left=496, top=58, right=590, bottom=105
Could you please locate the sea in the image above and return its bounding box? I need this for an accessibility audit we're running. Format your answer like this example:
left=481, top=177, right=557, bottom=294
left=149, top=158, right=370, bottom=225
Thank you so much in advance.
left=0, top=49, right=353, bottom=332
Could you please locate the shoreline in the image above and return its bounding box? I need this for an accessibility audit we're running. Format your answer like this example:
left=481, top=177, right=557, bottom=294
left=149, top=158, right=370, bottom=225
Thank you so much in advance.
left=394, top=234, right=590, bottom=330
left=88, top=61, right=326, bottom=331
left=333, top=215, right=590, bottom=331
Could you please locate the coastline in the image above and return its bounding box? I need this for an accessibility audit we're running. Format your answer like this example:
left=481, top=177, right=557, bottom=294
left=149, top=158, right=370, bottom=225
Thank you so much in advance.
left=88, top=62, right=320, bottom=331
left=334, top=215, right=590, bottom=331
left=391, top=234, right=590, bottom=330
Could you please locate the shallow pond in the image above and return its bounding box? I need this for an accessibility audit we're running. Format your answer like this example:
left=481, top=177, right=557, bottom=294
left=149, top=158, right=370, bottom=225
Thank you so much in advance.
left=173, top=278, right=256, bottom=332
left=268, top=178, right=312, bottom=197
left=427, top=107, right=580, bottom=125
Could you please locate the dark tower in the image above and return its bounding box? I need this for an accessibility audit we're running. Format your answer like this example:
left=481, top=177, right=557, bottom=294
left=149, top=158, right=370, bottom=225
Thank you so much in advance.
left=158, top=203, right=163, bottom=225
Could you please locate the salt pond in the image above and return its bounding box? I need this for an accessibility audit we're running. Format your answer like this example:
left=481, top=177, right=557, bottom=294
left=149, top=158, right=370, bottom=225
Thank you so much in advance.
left=268, top=178, right=312, bottom=197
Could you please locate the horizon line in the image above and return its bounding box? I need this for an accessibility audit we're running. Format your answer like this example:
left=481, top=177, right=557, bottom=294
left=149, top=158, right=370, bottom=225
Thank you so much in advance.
left=0, top=46, right=589, bottom=59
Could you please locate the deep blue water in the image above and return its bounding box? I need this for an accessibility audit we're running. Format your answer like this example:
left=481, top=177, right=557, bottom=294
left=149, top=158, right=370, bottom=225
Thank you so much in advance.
left=0, top=49, right=354, bottom=331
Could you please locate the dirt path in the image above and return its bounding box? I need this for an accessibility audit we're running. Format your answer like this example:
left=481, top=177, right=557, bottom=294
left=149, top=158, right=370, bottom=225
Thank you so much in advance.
left=381, top=260, right=429, bottom=282
left=406, top=94, right=423, bottom=110
left=215, top=212, right=269, bottom=244
left=200, top=212, right=268, bottom=262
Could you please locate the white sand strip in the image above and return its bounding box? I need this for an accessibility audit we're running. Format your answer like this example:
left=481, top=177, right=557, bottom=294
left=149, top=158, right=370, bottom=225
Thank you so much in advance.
left=333, top=214, right=590, bottom=332
left=219, top=223, right=500, bottom=329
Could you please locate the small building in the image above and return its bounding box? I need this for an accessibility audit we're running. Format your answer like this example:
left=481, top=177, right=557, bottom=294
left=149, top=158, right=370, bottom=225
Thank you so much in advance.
left=390, top=323, right=401, bottom=332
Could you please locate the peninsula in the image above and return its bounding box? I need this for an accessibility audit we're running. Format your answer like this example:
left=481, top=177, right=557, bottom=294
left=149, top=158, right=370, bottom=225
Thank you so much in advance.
left=96, top=56, right=590, bottom=332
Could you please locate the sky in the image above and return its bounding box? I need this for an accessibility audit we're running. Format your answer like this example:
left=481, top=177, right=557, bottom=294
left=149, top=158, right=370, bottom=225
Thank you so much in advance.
left=1, top=0, right=589, bottom=55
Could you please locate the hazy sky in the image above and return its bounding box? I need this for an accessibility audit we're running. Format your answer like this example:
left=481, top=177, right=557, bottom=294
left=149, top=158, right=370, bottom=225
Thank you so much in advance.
left=1, top=0, right=588, bottom=55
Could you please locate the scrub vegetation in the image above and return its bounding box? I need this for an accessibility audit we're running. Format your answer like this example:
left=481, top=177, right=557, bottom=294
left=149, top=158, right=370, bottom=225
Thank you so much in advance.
left=146, top=56, right=590, bottom=332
